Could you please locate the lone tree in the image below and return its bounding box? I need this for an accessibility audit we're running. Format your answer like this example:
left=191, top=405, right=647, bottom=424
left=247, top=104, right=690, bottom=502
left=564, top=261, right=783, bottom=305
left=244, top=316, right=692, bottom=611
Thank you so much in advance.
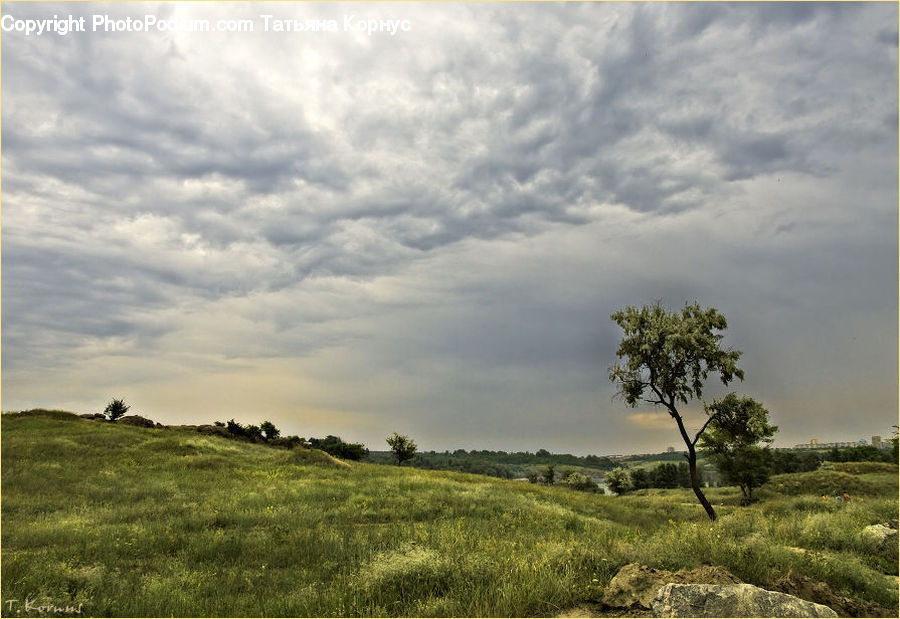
left=698, top=393, right=777, bottom=505
left=609, top=302, right=744, bottom=521
left=386, top=432, right=417, bottom=466
left=103, top=398, right=130, bottom=422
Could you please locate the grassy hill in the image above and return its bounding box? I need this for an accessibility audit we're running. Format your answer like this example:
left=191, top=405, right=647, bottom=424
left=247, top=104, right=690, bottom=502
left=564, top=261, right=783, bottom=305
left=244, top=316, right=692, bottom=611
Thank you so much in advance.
left=2, top=410, right=897, bottom=617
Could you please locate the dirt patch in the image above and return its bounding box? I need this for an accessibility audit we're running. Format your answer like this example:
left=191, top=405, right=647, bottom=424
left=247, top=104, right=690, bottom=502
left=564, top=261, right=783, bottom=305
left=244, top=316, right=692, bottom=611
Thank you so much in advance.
left=771, top=574, right=896, bottom=618
left=556, top=603, right=651, bottom=618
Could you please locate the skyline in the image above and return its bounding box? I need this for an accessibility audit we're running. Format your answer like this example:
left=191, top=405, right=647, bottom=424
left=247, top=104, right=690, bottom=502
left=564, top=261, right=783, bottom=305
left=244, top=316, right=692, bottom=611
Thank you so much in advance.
left=2, top=1, right=897, bottom=455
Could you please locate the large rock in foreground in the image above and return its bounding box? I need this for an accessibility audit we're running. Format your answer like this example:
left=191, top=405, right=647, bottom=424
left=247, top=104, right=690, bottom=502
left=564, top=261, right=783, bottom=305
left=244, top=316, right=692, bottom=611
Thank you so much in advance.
left=651, top=583, right=838, bottom=618
left=602, top=563, right=741, bottom=610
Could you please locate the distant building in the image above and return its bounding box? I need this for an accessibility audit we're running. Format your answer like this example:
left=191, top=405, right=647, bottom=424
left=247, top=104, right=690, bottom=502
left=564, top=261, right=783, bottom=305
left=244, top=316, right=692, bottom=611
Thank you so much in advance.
left=872, top=436, right=883, bottom=448
left=792, top=439, right=858, bottom=449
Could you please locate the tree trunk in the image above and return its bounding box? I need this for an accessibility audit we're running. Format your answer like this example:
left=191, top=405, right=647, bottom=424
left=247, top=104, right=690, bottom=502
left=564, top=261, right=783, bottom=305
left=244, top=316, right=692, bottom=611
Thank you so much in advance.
left=686, top=446, right=717, bottom=521
left=673, top=412, right=718, bottom=521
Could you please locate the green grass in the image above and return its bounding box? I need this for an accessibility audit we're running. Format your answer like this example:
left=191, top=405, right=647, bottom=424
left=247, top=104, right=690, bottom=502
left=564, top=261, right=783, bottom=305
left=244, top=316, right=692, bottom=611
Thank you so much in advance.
left=2, top=410, right=898, bottom=617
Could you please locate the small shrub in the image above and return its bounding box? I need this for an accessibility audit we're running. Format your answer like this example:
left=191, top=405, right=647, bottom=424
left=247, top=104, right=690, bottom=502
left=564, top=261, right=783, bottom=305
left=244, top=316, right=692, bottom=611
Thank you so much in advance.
left=561, top=471, right=600, bottom=492
left=117, top=415, right=155, bottom=428
left=271, top=435, right=306, bottom=450
left=542, top=464, right=556, bottom=485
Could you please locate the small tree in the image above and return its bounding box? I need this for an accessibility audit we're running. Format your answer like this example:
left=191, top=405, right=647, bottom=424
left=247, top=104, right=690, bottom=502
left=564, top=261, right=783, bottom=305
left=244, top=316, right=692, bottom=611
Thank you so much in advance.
left=605, top=467, right=631, bottom=495
left=609, top=302, right=744, bottom=521
left=542, top=463, right=556, bottom=485
left=260, top=420, right=280, bottom=441
left=103, top=398, right=130, bottom=422
left=386, top=432, right=417, bottom=465
left=698, top=393, right=777, bottom=504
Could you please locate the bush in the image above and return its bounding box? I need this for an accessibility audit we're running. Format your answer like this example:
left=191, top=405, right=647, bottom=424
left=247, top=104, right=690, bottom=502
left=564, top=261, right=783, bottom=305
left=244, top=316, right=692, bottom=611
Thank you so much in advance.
left=310, top=435, right=368, bottom=461
left=245, top=424, right=264, bottom=441
left=542, top=463, right=556, bottom=485
left=117, top=415, right=155, bottom=428
left=561, top=471, right=600, bottom=492
left=764, top=470, right=877, bottom=496
left=271, top=435, right=307, bottom=450
left=830, top=462, right=899, bottom=475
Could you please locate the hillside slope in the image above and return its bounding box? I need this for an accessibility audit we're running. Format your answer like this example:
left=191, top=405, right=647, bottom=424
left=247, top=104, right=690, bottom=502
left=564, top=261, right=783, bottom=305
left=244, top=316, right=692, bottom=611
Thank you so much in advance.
left=2, top=410, right=897, bottom=617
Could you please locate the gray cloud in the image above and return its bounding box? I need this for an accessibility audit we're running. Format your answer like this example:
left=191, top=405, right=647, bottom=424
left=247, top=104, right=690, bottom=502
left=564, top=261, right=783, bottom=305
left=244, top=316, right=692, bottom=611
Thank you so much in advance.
left=2, top=1, right=896, bottom=453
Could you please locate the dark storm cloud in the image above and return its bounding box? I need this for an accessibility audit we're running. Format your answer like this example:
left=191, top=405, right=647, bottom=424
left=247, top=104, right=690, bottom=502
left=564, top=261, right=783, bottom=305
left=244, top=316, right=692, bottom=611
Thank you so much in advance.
left=1, top=1, right=896, bottom=452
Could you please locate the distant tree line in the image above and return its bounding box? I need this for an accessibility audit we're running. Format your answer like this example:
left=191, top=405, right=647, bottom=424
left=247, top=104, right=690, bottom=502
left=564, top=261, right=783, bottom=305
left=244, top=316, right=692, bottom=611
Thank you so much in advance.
left=363, top=448, right=617, bottom=480
left=825, top=445, right=896, bottom=464
left=605, top=462, right=700, bottom=495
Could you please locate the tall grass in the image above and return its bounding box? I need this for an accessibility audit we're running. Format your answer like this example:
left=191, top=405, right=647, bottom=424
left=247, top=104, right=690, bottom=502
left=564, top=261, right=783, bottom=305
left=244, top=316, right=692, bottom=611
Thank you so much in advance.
left=2, top=411, right=897, bottom=616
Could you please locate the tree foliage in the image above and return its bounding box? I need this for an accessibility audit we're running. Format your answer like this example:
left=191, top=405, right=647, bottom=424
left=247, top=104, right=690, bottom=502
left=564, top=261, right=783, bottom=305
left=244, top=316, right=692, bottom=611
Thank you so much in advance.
left=260, top=420, right=280, bottom=441
left=542, top=463, right=556, bottom=485
left=386, top=432, right=417, bottom=465
left=310, top=435, right=368, bottom=460
left=698, top=393, right=777, bottom=504
left=560, top=471, right=601, bottom=492
left=629, top=467, right=650, bottom=490
left=103, top=398, right=130, bottom=422
left=609, top=302, right=744, bottom=520
left=605, top=467, right=631, bottom=495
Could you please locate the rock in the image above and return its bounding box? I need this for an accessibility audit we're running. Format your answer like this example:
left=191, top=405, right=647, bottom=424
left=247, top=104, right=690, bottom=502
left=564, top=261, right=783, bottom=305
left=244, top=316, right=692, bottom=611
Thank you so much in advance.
left=79, top=413, right=106, bottom=420
left=116, top=415, right=156, bottom=428
left=862, top=523, right=898, bottom=545
left=602, top=564, right=741, bottom=610
left=651, top=583, right=838, bottom=618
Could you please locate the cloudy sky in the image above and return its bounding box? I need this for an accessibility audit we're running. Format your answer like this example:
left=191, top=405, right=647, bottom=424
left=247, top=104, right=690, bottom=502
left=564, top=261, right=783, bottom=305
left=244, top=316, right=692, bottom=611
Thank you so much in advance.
left=2, top=1, right=897, bottom=455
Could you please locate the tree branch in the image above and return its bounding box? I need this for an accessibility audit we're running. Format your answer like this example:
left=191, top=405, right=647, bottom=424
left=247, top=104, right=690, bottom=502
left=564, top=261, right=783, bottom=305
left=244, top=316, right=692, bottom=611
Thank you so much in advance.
left=692, top=412, right=720, bottom=447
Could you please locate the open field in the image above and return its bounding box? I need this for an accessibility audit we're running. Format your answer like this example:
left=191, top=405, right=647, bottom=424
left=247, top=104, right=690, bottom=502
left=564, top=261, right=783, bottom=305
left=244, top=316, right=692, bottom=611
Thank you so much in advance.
left=2, top=410, right=897, bottom=617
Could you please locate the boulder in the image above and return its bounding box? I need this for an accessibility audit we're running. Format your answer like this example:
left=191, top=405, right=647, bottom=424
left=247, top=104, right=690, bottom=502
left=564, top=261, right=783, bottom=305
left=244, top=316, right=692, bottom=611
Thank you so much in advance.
left=651, top=584, right=837, bottom=618
left=862, top=523, right=898, bottom=546
left=79, top=413, right=107, bottom=420
left=602, top=564, right=740, bottom=610
left=116, top=415, right=156, bottom=428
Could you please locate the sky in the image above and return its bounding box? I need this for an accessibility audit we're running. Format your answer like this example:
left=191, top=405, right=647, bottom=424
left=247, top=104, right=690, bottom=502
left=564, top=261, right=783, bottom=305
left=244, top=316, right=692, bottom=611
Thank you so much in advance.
left=1, top=1, right=897, bottom=455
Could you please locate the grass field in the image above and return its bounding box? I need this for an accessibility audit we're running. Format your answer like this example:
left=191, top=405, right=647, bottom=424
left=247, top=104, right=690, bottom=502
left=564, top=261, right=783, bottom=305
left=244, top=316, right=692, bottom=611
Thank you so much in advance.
left=2, top=410, right=897, bottom=617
